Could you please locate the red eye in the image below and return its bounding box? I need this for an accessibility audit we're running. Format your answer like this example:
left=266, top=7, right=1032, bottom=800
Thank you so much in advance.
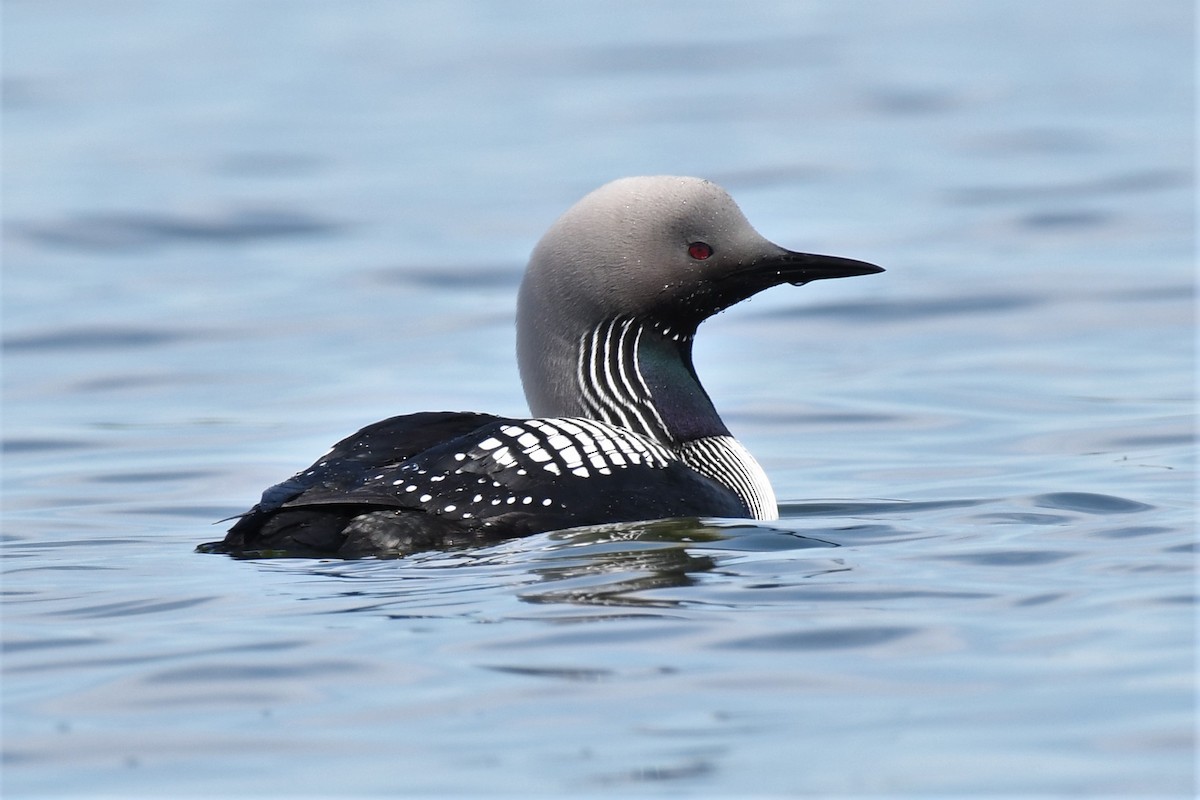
left=687, top=241, right=713, bottom=260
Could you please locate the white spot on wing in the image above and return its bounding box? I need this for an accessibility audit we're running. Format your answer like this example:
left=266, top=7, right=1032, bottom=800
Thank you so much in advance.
left=560, top=445, right=583, bottom=469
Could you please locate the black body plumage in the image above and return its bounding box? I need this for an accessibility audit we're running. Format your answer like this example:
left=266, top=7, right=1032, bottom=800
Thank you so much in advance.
left=211, top=412, right=749, bottom=558
left=203, top=176, right=882, bottom=558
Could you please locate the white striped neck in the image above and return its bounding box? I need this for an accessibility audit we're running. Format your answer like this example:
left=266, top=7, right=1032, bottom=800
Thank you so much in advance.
left=519, top=313, right=778, bottom=520
left=570, top=316, right=778, bottom=520
left=572, top=315, right=728, bottom=445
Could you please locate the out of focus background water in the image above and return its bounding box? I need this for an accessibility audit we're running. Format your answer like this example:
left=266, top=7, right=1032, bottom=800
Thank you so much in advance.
left=3, top=1, right=1194, bottom=796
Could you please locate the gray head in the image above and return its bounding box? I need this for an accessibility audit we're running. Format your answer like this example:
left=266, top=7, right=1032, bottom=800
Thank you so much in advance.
left=517, top=176, right=882, bottom=430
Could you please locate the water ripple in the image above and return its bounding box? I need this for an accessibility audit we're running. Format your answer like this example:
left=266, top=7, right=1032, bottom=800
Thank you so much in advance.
left=717, top=626, right=917, bottom=651
left=16, top=208, right=340, bottom=251
left=3, top=326, right=194, bottom=352
left=1032, top=492, right=1154, bottom=514
left=933, top=550, right=1076, bottom=567
left=948, top=169, right=1188, bottom=204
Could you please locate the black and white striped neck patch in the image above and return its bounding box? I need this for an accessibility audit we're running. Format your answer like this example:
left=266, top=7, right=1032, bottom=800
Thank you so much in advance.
left=574, top=317, right=670, bottom=442
left=677, top=435, right=778, bottom=521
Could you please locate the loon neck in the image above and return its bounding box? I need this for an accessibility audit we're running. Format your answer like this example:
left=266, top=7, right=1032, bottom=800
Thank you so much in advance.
left=526, top=315, right=730, bottom=445
left=518, top=312, right=778, bottom=520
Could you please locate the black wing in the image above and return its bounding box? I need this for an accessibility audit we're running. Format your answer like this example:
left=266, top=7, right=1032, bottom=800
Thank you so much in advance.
left=247, top=411, right=502, bottom=513
left=211, top=412, right=502, bottom=556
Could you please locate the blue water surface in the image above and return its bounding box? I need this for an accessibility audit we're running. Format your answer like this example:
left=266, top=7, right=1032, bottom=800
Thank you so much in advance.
left=3, top=1, right=1194, bottom=797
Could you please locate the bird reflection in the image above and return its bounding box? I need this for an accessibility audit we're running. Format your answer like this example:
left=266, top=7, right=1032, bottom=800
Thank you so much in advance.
left=278, top=517, right=838, bottom=615
left=517, top=518, right=828, bottom=608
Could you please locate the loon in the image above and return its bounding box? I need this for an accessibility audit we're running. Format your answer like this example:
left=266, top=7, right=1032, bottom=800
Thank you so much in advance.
left=203, top=176, right=882, bottom=558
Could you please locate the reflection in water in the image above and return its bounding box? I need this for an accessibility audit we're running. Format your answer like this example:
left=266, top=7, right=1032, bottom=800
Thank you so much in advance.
left=522, top=546, right=717, bottom=608
left=271, top=517, right=848, bottom=613
left=518, top=518, right=836, bottom=608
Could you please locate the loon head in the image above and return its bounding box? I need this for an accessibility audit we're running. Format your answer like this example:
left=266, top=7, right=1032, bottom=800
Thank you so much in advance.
left=517, top=176, right=883, bottom=422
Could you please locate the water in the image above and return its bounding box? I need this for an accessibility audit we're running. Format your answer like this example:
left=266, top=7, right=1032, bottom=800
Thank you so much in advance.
left=3, top=1, right=1194, bottom=796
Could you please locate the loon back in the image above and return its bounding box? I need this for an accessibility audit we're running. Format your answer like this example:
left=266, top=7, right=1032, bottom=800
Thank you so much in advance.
left=203, top=176, right=882, bottom=558
left=214, top=413, right=752, bottom=558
